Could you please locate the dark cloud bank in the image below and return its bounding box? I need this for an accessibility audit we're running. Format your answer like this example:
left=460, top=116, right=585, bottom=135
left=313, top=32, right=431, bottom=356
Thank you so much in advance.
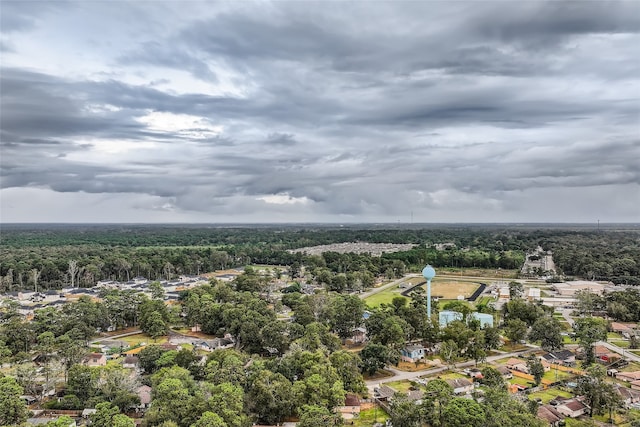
left=1, top=1, right=639, bottom=222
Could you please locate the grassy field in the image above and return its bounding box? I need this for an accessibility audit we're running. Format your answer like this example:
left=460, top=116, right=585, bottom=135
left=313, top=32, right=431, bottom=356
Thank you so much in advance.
left=509, top=376, right=533, bottom=387
left=364, top=284, right=407, bottom=307
left=119, top=333, right=168, bottom=346
left=364, top=278, right=481, bottom=307
left=543, top=369, right=575, bottom=382
left=558, top=321, right=572, bottom=331
left=620, top=362, right=640, bottom=372
left=395, top=360, right=436, bottom=372
left=436, top=372, right=467, bottom=381
left=527, top=388, right=572, bottom=403
left=611, top=340, right=631, bottom=348
left=418, top=280, right=481, bottom=299
left=386, top=380, right=415, bottom=393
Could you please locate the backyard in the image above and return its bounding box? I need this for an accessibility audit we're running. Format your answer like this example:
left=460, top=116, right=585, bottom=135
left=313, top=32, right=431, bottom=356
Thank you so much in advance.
left=352, top=406, right=389, bottom=427
left=527, top=388, right=573, bottom=403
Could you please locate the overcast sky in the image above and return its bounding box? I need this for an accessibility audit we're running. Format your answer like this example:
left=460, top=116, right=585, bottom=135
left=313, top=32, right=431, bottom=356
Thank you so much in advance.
left=1, top=1, right=639, bottom=223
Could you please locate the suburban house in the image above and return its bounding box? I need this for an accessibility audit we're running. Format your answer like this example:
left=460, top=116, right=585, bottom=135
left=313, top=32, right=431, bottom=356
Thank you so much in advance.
left=616, top=371, right=640, bottom=382
left=632, top=380, right=640, bottom=391
left=446, top=378, right=474, bottom=394
left=610, top=322, right=635, bottom=338
left=374, top=385, right=396, bottom=402
left=463, top=368, right=484, bottom=379
left=401, top=344, right=426, bottom=363
left=614, top=384, right=640, bottom=407
left=194, top=336, right=234, bottom=352
left=497, top=366, right=513, bottom=379
left=537, top=405, right=563, bottom=426
left=541, top=350, right=576, bottom=366
left=122, top=355, right=139, bottom=370
left=505, top=358, right=528, bottom=373
left=336, top=394, right=361, bottom=418
left=555, top=397, right=589, bottom=418
left=159, top=343, right=180, bottom=351
left=594, top=345, right=618, bottom=361
left=407, top=390, right=424, bottom=403
left=84, top=353, right=107, bottom=367
left=351, top=327, right=367, bottom=344
left=137, top=385, right=152, bottom=411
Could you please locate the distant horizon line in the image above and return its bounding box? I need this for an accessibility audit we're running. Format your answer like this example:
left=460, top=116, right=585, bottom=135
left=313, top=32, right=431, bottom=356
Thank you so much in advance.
left=2, top=222, right=639, bottom=226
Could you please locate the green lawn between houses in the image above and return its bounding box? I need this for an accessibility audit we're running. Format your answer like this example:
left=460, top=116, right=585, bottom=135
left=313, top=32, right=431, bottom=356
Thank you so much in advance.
left=385, top=380, right=415, bottom=393
left=527, top=388, right=573, bottom=403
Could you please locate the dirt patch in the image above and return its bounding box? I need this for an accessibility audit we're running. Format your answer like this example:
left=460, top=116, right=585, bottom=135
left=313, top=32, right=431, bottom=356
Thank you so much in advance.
left=395, top=361, right=439, bottom=372
left=363, top=369, right=395, bottom=380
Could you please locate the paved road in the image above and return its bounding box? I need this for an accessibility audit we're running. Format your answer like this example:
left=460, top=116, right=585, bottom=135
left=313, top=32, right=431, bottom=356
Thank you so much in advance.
left=365, top=347, right=538, bottom=392
left=91, top=329, right=142, bottom=344
left=359, top=275, right=419, bottom=300
left=561, top=309, right=575, bottom=327
left=597, top=341, right=640, bottom=363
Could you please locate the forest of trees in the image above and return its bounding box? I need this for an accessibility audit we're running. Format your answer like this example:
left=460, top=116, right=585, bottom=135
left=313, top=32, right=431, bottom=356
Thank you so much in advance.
left=1, top=224, right=638, bottom=290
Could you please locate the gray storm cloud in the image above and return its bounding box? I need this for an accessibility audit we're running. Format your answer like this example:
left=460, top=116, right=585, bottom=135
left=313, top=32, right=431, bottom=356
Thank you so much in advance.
left=1, top=1, right=639, bottom=222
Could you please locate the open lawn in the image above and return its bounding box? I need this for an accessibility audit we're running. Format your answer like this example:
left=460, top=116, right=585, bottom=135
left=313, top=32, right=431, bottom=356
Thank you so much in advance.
left=364, top=285, right=407, bottom=307
left=352, top=406, right=389, bottom=427
left=558, top=321, right=571, bottom=331
left=498, top=344, right=529, bottom=352
left=593, top=413, right=627, bottom=426
left=543, top=369, right=575, bottom=382
left=395, top=360, right=438, bottom=372
left=364, top=278, right=481, bottom=307
left=620, top=362, right=640, bottom=372
left=119, top=333, right=168, bottom=346
left=611, top=340, right=630, bottom=348
left=509, top=376, right=533, bottom=387
left=422, top=280, right=481, bottom=299
left=386, top=380, right=415, bottom=393
left=435, top=372, right=467, bottom=381
left=527, top=388, right=573, bottom=403
left=608, top=332, right=624, bottom=340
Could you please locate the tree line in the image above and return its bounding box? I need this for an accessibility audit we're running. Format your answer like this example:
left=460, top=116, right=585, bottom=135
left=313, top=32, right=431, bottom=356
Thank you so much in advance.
left=1, top=225, right=638, bottom=291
